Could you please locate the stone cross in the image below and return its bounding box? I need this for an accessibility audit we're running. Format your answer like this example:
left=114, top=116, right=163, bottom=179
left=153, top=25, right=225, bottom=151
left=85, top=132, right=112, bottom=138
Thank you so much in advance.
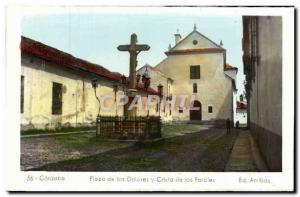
left=118, top=33, right=150, bottom=90
left=117, top=33, right=150, bottom=117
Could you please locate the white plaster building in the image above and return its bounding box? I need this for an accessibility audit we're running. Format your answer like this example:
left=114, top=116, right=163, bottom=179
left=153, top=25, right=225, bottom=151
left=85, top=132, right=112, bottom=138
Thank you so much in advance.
left=235, top=100, right=247, bottom=127
left=153, top=26, right=238, bottom=122
left=136, top=64, right=173, bottom=122
left=20, top=36, right=159, bottom=130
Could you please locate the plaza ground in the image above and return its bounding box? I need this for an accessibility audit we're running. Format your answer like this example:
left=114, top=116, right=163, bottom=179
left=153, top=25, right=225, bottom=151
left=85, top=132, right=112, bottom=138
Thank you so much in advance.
left=21, top=124, right=205, bottom=170
left=21, top=124, right=267, bottom=172
left=21, top=124, right=246, bottom=171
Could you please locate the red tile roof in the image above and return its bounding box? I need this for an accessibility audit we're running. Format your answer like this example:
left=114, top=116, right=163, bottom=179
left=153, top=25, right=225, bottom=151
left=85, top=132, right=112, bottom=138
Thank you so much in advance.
left=225, top=63, right=238, bottom=71
left=21, top=36, right=122, bottom=81
left=20, top=36, right=158, bottom=95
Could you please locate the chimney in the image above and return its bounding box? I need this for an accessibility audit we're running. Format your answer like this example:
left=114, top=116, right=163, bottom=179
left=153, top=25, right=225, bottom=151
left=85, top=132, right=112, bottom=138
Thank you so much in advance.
left=168, top=44, right=172, bottom=50
left=219, top=40, right=223, bottom=47
left=193, top=24, right=197, bottom=31
left=174, top=29, right=181, bottom=45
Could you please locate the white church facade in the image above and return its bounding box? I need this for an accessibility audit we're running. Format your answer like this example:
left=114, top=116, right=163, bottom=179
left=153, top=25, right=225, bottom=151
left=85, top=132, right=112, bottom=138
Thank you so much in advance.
left=138, top=26, right=238, bottom=123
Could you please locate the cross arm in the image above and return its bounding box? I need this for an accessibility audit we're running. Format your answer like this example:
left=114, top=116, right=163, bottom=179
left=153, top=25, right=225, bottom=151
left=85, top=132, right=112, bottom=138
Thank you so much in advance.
left=117, top=45, right=130, bottom=51
left=134, top=44, right=150, bottom=51
left=117, top=44, right=150, bottom=52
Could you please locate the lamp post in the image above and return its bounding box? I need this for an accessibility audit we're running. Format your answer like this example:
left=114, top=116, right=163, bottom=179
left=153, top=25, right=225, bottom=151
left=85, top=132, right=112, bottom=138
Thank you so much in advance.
left=92, top=78, right=102, bottom=136
left=143, top=73, right=151, bottom=116
left=157, top=84, right=163, bottom=116
left=136, top=73, right=141, bottom=83
left=113, top=85, right=118, bottom=116
left=120, top=74, right=127, bottom=117
left=91, top=78, right=101, bottom=115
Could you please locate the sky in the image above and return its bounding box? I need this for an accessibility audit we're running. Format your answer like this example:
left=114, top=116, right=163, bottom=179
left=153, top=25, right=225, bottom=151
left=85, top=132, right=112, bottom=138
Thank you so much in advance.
left=21, top=10, right=245, bottom=96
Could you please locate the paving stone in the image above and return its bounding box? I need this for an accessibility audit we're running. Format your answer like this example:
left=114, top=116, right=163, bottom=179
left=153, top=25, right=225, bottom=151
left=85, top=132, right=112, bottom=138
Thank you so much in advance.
left=225, top=130, right=267, bottom=172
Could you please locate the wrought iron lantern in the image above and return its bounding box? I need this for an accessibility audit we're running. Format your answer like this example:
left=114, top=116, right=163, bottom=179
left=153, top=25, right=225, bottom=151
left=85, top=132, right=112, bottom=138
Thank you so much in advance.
left=158, top=84, right=163, bottom=96
left=144, top=75, right=151, bottom=90
left=142, top=74, right=146, bottom=83
left=240, top=94, right=244, bottom=102
left=142, top=67, right=149, bottom=84
left=121, top=74, right=127, bottom=85
left=113, top=85, right=118, bottom=93
left=91, top=78, right=98, bottom=89
left=136, top=73, right=141, bottom=83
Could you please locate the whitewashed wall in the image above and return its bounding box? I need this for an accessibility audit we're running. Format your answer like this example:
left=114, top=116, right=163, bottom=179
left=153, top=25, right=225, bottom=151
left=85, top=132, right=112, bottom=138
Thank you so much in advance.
left=156, top=52, right=233, bottom=122
left=21, top=53, right=160, bottom=130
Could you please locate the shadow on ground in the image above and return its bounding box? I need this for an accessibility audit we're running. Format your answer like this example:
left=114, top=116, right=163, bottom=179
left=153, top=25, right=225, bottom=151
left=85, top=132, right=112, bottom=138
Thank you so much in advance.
left=29, top=128, right=239, bottom=172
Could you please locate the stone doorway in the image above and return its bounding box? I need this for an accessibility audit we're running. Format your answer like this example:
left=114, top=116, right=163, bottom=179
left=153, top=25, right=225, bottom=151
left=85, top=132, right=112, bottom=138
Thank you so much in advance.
left=190, top=100, right=202, bottom=120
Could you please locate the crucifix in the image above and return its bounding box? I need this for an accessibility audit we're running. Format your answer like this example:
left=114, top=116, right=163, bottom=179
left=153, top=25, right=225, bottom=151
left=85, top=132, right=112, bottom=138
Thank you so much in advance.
left=117, top=33, right=150, bottom=117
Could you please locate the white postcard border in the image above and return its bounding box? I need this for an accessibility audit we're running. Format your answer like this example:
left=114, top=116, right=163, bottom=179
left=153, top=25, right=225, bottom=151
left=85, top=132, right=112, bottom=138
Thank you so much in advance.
left=4, top=5, right=295, bottom=192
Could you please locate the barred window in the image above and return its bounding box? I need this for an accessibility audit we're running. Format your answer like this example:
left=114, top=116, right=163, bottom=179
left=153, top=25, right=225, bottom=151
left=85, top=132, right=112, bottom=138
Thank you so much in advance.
left=208, top=106, right=213, bottom=113
left=21, top=76, right=24, bottom=113
left=52, top=82, right=63, bottom=115
left=190, top=65, right=200, bottom=79
left=193, top=83, right=197, bottom=93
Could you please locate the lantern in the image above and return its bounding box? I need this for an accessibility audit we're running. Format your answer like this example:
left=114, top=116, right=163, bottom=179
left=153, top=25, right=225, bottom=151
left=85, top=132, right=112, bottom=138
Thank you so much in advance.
left=91, top=78, right=98, bottom=89
left=136, top=73, right=141, bottom=83
left=144, top=76, right=151, bottom=90
left=142, top=74, right=146, bottom=83
left=113, top=85, right=118, bottom=93
left=142, top=67, right=149, bottom=84
left=158, top=84, right=164, bottom=96
left=121, top=74, right=127, bottom=84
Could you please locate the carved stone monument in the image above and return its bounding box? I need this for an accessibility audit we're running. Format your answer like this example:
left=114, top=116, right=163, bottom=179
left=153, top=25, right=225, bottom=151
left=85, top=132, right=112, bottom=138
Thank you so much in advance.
left=117, top=33, right=150, bottom=117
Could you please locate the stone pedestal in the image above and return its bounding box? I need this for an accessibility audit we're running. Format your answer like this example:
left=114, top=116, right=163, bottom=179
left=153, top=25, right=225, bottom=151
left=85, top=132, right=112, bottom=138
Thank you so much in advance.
left=126, top=89, right=138, bottom=117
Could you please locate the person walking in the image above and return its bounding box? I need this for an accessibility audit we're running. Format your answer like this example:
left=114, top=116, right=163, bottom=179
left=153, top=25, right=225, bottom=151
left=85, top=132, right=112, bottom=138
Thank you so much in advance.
left=226, top=118, right=231, bottom=134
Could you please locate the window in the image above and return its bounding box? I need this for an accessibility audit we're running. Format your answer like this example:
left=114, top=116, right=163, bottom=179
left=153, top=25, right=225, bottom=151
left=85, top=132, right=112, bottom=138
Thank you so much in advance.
left=52, top=82, right=63, bottom=115
left=190, top=65, right=200, bottom=79
left=156, top=103, right=159, bottom=113
left=21, top=76, right=24, bottom=113
left=193, top=83, right=197, bottom=93
left=178, top=107, right=183, bottom=113
left=208, top=106, right=213, bottom=113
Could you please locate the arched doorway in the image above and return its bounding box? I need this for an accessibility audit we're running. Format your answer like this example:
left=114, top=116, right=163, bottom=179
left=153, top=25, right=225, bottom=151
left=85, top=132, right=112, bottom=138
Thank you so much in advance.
left=190, top=100, right=202, bottom=120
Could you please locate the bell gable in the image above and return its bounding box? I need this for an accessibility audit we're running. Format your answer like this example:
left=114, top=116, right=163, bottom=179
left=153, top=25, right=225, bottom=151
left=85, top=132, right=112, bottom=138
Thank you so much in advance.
left=169, top=30, right=222, bottom=51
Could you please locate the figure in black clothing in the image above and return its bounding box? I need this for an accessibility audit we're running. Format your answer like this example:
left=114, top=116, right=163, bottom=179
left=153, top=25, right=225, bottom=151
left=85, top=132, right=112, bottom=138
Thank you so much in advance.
left=226, top=118, right=231, bottom=134
left=236, top=121, right=240, bottom=129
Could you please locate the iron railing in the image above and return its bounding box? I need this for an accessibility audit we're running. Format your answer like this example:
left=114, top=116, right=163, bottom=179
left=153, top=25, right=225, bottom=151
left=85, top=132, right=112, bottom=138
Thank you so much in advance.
left=96, top=115, right=161, bottom=139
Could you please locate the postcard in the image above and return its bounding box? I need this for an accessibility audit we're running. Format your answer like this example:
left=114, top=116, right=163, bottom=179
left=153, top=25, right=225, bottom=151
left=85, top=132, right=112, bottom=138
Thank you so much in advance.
left=4, top=4, right=295, bottom=192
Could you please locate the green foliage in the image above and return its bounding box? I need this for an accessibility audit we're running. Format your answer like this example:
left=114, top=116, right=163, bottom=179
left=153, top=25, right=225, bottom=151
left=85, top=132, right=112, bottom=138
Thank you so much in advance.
left=52, top=133, right=123, bottom=149
left=161, top=124, right=202, bottom=138
left=21, top=126, right=95, bottom=136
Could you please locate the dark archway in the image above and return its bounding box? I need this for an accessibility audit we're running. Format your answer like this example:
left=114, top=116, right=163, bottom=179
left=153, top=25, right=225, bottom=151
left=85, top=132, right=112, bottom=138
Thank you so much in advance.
left=190, top=100, right=202, bottom=120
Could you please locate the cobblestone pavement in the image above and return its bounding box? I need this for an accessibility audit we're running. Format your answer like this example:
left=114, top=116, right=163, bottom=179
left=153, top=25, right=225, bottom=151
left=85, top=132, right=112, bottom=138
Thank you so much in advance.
left=21, top=132, right=133, bottom=170
left=225, top=130, right=268, bottom=172
left=32, top=128, right=238, bottom=171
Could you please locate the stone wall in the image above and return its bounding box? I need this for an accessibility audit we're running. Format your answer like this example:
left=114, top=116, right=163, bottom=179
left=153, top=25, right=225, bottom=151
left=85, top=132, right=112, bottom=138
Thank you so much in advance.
left=246, top=16, right=282, bottom=171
